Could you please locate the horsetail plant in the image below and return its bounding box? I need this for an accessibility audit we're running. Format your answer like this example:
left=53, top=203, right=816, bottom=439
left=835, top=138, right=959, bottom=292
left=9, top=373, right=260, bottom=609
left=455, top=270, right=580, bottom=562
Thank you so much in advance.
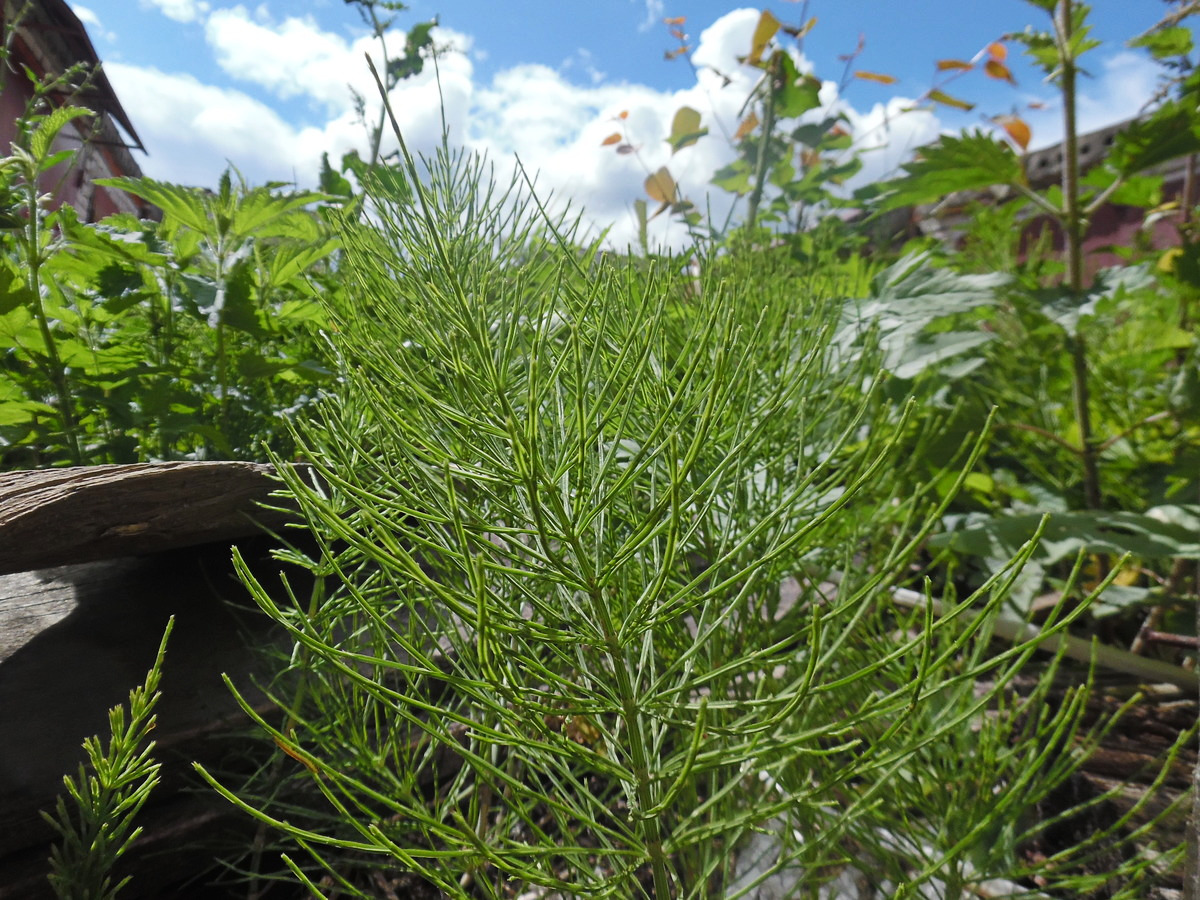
left=43, top=618, right=173, bottom=900
left=195, top=90, right=1186, bottom=896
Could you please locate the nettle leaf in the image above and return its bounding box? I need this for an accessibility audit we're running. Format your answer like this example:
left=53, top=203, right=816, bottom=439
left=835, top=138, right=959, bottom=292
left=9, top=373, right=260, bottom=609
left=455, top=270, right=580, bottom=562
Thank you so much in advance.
left=231, top=190, right=327, bottom=241
left=667, top=106, right=707, bottom=154
left=30, top=105, right=92, bottom=164
left=265, top=238, right=339, bottom=287
left=97, top=176, right=211, bottom=234
left=1109, top=104, right=1200, bottom=176
left=1080, top=167, right=1161, bottom=209
left=96, top=262, right=144, bottom=297
left=1010, top=27, right=1059, bottom=77
left=869, top=130, right=1024, bottom=212
left=0, top=262, right=31, bottom=315
left=1130, top=25, right=1192, bottom=60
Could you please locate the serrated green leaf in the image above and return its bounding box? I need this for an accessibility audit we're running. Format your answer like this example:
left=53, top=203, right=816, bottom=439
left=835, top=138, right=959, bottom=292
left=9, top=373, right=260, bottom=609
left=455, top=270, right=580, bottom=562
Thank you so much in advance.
left=98, top=177, right=210, bottom=233
left=1130, top=25, right=1193, bottom=60
left=1109, top=105, right=1200, bottom=176
left=1080, top=167, right=1161, bottom=209
left=31, top=106, right=92, bottom=163
left=870, top=131, right=1024, bottom=212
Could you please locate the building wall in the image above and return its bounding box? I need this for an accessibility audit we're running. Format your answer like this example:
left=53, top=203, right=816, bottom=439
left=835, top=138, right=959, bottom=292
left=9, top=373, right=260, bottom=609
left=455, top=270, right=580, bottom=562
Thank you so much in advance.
left=0, top=0, right=149, bottom=223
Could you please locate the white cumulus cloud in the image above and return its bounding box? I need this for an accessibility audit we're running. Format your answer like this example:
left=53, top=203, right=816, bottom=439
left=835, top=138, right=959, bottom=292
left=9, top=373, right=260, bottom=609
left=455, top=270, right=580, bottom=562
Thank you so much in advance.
left=139, top=0, right=210, bottom=25
left=103, top=8, right=1159, bottom=251
left=71, top=5, right=114, bottom=42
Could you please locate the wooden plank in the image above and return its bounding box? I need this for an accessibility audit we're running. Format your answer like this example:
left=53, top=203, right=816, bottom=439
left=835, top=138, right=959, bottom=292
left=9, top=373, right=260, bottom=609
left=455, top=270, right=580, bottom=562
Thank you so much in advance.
left=0, top=461, right=309, bottom=575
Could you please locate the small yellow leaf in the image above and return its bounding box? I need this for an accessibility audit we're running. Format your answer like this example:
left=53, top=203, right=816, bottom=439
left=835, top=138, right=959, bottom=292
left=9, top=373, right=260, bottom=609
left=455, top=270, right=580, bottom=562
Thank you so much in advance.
left=645, top=167, right=678, bottom=205
left=926, top=89, right=975, bottom=111
left=748, top=10, right=781, bottom=65
left=993, top=115, right=1031, bottom=151
left=734, top=111, right=759, bottom=140
left=1158, top=243, right=1184, bottom=273
left=663, top=15, right=685, bottom=25
left=854, top=70, right=897, bottom=85
left=618, top=110, right=629, bottom=120
left=988, top=41, right=1008, bottom=61
left=936, top=59, right=973, bottom=71
left=601, top=132, right=622, bottom=146
left=985, top=59, right=1016, bottom=84
left=783, top=16, right=817, bottom=39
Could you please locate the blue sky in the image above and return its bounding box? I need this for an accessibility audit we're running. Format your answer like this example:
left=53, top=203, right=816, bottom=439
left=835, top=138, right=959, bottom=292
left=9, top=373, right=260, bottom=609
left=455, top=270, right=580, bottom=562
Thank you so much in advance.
left=71, top=1, right=1183, bottom=247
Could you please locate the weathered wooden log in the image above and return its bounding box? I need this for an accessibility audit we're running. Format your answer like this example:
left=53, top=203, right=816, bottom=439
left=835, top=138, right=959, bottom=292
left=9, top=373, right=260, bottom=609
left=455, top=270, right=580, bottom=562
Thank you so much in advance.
left=0, top=461, right=309, bottom=576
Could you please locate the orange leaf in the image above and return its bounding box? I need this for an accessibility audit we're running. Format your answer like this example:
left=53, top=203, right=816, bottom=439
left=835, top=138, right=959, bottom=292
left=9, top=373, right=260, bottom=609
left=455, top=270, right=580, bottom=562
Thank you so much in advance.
left=1028, top=100, right=1046, bottom=110
left=618, top=110, right=629, bottom=120
left=645, top=166, right=678, bottom=205
left=936, top=59, right=973, bottom=71
left=663, top=16, right=685, bottom=25
left=734, top=111, right=759, bottom=140
left=994, top=114, right=1031, bottom=151
left=926, top=89, right=975, bottom=111
left=988, top=41, right=1007, bottom=61
left=670, top=27, right=686, bottom=40
left=855, top=70, right=897, bottom=85
left=601, top=132, right=622, bottom=146
left=985, top=59, right=1016, bottom=84
left=748, top=9, right=781, bottom=65
left=800, top=148, right=821, bottom=168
